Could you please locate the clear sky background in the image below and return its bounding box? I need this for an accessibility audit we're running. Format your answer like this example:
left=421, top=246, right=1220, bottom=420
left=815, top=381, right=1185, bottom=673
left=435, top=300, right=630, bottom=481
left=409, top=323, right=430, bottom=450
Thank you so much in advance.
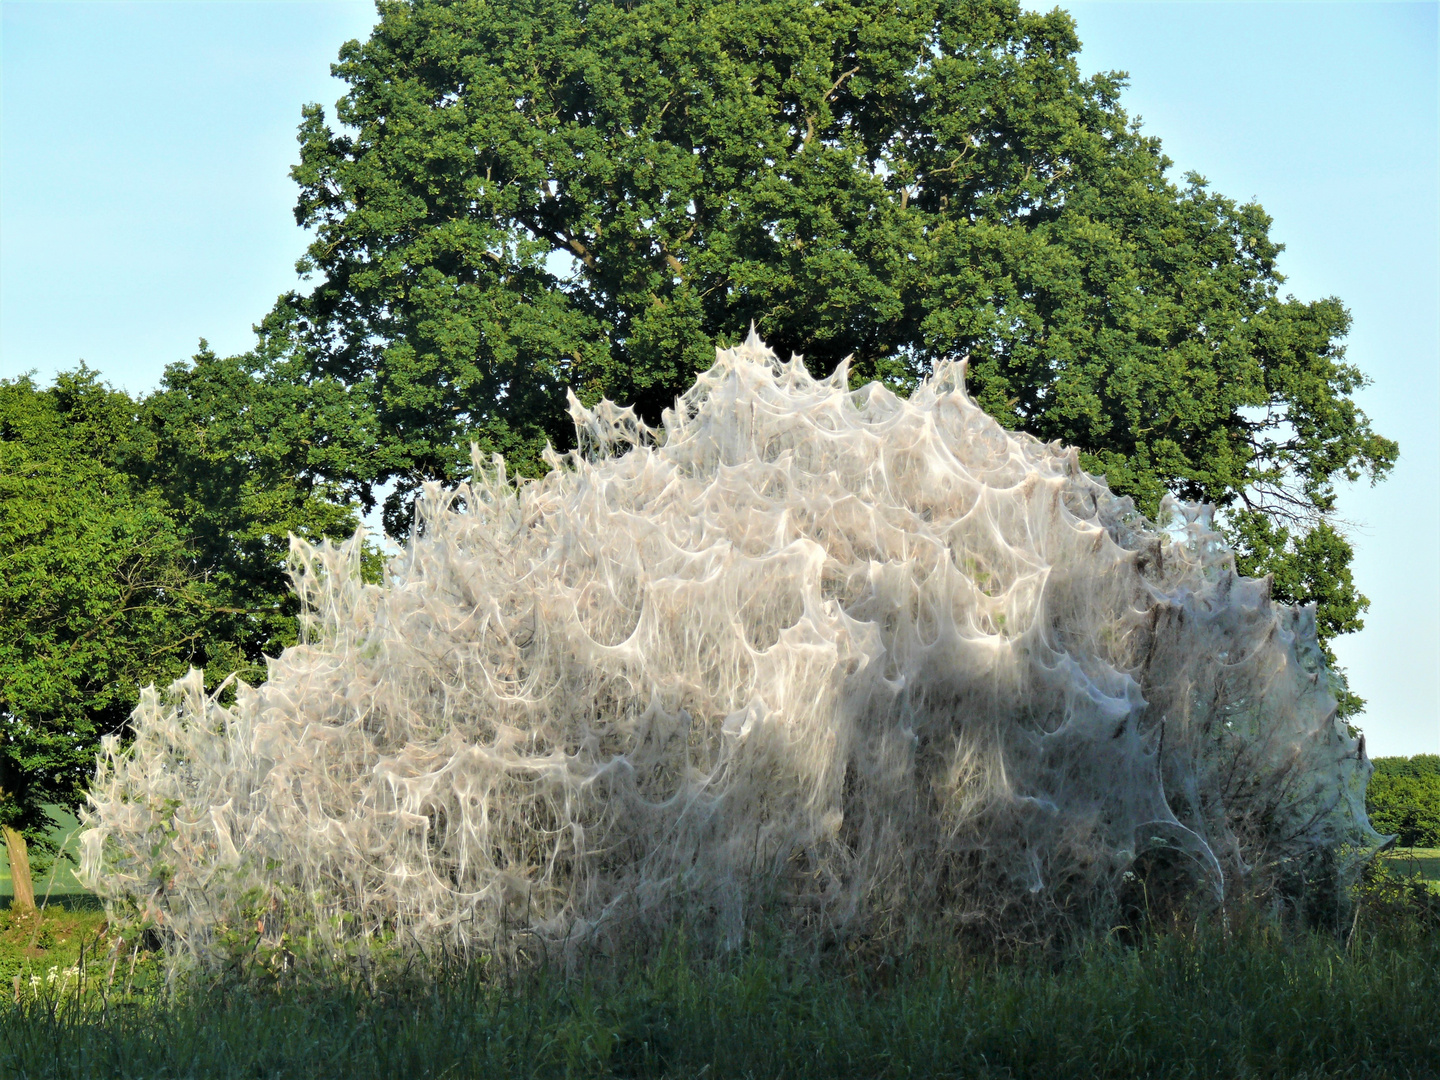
left=2, top=1, right=1436, bottom=755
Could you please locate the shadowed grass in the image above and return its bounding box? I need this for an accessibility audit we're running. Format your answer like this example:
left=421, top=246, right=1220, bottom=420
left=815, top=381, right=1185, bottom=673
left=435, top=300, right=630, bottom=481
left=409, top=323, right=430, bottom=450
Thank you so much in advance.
left=1, top=916, right=1436, bottom=1079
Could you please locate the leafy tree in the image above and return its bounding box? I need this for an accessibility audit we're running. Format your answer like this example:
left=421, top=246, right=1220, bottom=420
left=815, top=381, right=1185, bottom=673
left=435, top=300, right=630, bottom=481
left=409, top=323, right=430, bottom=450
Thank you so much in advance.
left=136, top=336, right=380, bottom=684
left=1368, top=756, right=1440, bottom=848
left=0, top=354, right=367, bottom=908
left=0, top=370, right=200, bottom=910
left=274, top=0, right=1392, bottom=679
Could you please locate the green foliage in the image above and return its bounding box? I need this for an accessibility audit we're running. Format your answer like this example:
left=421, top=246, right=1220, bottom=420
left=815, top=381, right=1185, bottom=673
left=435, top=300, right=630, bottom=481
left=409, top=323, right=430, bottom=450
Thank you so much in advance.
left=136, top=337, right=381, bottom=683
left=275, top=0, right=1394, bottom=689
left=0, top=907, right=120, bottom=996
left=0, top=370, right=201, bottom=850
left=0, top=356, right=366, bottom=851
left=1368, top=756, right=1440, bottom=848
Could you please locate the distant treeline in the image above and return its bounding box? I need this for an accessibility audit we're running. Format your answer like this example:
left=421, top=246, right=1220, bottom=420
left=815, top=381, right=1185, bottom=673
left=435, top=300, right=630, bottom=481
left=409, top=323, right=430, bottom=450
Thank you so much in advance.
left=1368, top=755, right=1440, bottom=848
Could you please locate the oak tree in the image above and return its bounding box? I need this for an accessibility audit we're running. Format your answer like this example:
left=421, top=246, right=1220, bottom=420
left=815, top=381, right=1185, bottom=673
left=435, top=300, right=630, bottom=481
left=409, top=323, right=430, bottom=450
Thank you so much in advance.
left=276, top=0, right=1393, bottom=686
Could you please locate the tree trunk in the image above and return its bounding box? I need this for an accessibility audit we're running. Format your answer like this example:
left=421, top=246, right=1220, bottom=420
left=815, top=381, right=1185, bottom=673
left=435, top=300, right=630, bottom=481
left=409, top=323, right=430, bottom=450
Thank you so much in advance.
left=3, top=825, right=35, bottom=913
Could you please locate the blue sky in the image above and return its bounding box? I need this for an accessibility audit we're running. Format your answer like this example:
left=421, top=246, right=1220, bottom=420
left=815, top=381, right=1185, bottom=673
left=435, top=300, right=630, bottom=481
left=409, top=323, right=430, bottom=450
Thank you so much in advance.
left=2, top=1, right=1435, bottom=755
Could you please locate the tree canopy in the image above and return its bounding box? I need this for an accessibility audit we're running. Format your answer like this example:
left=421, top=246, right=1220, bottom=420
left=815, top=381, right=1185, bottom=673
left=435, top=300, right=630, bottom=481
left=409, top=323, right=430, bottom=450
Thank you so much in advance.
left=1367, top=756, right=1440, bottom=849
left=0, top=370, right=200, bottom=904
left=136, top=336, right=379, bottom=681
left=275, top=0, right=1394, bottom=684
left=0, top=355, right=366, bottom=906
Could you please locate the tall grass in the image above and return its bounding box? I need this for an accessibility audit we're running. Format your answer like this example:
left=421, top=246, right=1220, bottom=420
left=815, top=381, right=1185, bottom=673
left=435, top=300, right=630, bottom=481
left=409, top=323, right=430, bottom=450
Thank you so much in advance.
left=2, top=912, right=1436, bottom=1079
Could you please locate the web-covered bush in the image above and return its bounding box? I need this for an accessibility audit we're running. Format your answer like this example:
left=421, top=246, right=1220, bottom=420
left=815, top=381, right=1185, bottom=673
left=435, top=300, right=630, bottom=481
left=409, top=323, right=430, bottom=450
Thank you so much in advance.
left=80, top=333, right=1381, bottom=969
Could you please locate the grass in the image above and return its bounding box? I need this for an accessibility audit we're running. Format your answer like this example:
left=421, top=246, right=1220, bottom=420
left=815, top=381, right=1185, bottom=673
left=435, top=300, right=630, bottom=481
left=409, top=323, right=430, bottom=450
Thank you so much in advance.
left=0, top=907, right=113, bottom=992
left=1379, top=848, right=1440, bottom=891
left=0, top=852, right=1433, bottom=1079
left=0, top=904, right=1435, bottom=1080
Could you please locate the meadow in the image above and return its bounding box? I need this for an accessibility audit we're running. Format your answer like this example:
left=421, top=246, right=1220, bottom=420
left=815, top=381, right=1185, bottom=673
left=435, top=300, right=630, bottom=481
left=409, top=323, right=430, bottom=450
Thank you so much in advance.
left=3, top=806, right=1438, bottom=1078
left=1, top=879, right=1437, bottom=1080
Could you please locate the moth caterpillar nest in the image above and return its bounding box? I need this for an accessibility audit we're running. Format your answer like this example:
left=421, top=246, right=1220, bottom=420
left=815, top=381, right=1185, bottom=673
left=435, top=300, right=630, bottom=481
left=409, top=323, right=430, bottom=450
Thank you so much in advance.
left=81, top=330, right=1380, bottom=966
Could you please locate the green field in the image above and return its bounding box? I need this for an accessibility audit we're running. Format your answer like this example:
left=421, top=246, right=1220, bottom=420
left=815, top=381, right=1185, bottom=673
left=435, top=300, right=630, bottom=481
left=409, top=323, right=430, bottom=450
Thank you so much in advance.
left=1378, top=847, right=1440, bottom=891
